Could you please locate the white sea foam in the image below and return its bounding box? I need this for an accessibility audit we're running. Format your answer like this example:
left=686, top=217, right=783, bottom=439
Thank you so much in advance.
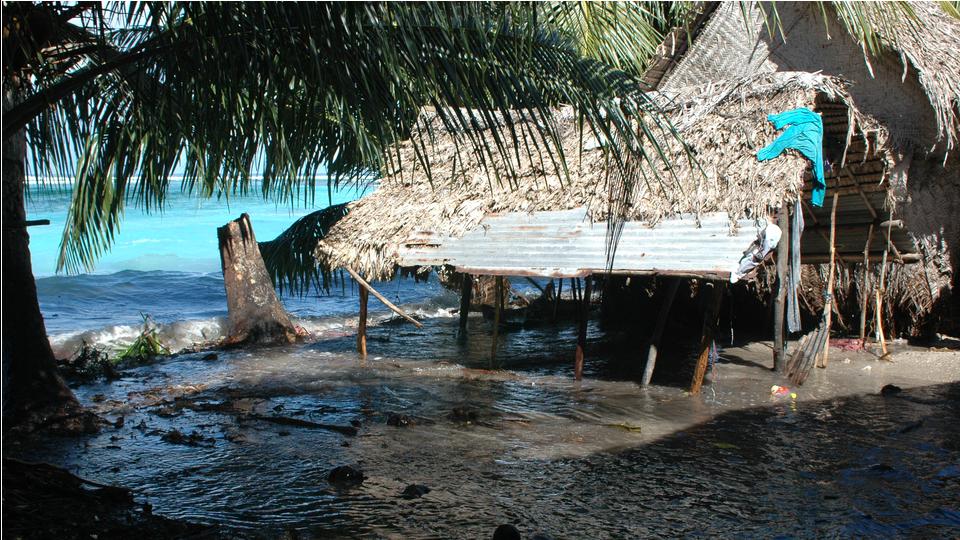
left=47, top=303, right=457, bottom=359
left=49, top=317, right=227, bottom=358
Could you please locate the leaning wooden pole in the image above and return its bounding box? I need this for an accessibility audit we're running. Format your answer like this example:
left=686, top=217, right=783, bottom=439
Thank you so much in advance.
left=344, top=267, right=423, bottom=328
left=574, top=277, right=592, bottom=380
left=490, top=276, right=503, bottom=368
left=642, top=278, right=680, bottom=387
left=773, top=202, right=790, bottom=373
left=690, top=282, right=725, bottom=395
left=817, top=192, right=840, bottom=368
left=459, top=274, right=473, bottom=333
left=357, top=286, right=368, bottom=356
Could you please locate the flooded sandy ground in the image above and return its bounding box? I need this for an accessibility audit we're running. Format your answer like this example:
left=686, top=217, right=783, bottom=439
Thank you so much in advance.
left=7, top=315, right=960, bottom=538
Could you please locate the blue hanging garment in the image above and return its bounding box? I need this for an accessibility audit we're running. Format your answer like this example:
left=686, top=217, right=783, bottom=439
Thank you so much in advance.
left=756, top=108, right=826, bottom=207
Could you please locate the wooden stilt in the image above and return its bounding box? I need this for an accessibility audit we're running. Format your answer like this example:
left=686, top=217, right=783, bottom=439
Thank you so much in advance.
left=642, top=278, right=680, bottom=387
left=690, top=282, right=725, bottom=395
left=553, top=279, right=563, bottom=321
left=773, top=201, right=790, bottom=373
left=490, top=276, right=503, bottom=368
left=859, top=225, right=874, bottom=342
left=817, top=193, right=840, bottom=368
left=357, top=286, right=368, bottom=356
left=574, top=277, right=592, bottom=380
left=459, top=274, right=473, bottom=333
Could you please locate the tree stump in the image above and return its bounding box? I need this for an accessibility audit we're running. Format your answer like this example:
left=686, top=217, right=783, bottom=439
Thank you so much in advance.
left=218, top=214, right=298, bottom=346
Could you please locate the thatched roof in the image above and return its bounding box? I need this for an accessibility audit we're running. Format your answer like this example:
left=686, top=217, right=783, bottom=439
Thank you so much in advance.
left=648, top=2, right=960, bottom=151
left=870, top=2, right=960, bottom=150
left=317, top=72, right=874, bottom=279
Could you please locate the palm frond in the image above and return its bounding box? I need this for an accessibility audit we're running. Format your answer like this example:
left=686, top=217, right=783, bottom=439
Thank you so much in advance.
left=10, top=2, right=685, bottom=276
left=258, top=203, right=350, bottom=296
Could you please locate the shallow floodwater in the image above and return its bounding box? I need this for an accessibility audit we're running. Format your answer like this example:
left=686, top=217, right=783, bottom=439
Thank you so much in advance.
left=13, top=286, right=960, bottom=537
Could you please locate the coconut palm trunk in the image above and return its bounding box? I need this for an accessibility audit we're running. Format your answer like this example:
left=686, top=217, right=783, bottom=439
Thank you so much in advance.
left=2, top=90, right=79, bottom=426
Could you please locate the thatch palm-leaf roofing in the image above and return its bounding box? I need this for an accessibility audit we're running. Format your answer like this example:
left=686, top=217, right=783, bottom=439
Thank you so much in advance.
left=649, top=2, right=960, bottom=151
left=868, top=1, right=960, bottom=149
left=316, top=72, right=873, bottom=280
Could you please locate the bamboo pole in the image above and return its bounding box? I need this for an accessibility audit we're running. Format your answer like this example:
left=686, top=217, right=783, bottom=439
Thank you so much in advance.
left=357, top=287, right=368, bottom=356
left=874, top=212, right=894, bottom=358
left=642, top=278, right=680, bottom=387
left=817, top=193, right=840, bottom=368
left=859, top=224, right=874, bottom=342
left=773, top=202, right=790, bottom=373
left=490, top=276, right=503, bottom=368
left=690, top=282, right=725, bottom=395
left=345, top=267, right=424, bottom=328
left=459, top=274, right=473, bottom=333
left=574, top=277, right=592, bottom=380
left=875, top=290, right=888, bottom=356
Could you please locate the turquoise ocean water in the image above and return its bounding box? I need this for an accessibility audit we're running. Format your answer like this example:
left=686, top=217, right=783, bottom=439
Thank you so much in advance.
left=24, top=180, right=459, bottom=350
left=26, top=179, right=366, bottom=277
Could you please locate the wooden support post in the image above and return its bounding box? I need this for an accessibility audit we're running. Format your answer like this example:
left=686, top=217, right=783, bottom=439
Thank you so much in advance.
left=357, top=286, right=368, bottom=356
left=490, top=276, right=503, bottom=368
left=817, top=193, right=840, bottom=368
left=859, top=224, right=874, bottom=342
left=459, top=274, right=473, bottom=332
left=642, top=278, right=680, bottom=387
left=690, top=282, right=725, bottom=395
left=574, top=277, right=592, bottom=380
left=553, top=279, right=563, bottom=321
left=773, top=202, right=790, bottom=374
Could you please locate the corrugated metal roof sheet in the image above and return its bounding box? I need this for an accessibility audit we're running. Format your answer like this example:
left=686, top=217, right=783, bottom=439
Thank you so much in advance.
left=397, top=208, right=767, bottom=280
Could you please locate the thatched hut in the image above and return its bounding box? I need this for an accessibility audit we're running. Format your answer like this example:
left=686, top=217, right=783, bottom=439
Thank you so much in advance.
left=642, top=1, right=960, bottom=336
left=311, top=1, right=959, bottom=386
left=317, top=72, right=912, bottom=276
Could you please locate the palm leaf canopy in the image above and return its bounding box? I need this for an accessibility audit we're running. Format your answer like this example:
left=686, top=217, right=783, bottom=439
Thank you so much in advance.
left=3, top=1, right=686, bottom=275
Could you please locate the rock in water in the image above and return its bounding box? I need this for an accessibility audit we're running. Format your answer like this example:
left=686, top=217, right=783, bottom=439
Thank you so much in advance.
left=449, top=406, right=479, bottom=424
left=493, top=524, right=522, bottom=540
left=386, top=412, right=412, bottom=427
left=401, top=484, right=431, bottom=499
left=880, top=384, right=903, bottom=397
left=328, top=465, right=365, bottom=487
